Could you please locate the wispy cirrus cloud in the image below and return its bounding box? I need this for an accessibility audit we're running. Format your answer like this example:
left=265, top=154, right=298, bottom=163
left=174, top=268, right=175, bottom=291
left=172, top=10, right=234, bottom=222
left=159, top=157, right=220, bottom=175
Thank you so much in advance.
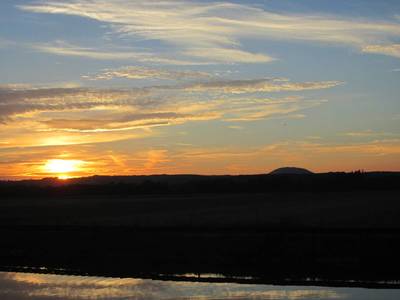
left=31, top=40, right=204, bottom=65
left=18, top=0, right=400, bottom=63
left=0, top=77, right=341, bottom=125
left=0, top=86, right=143, bottom=123
left=83, top=66, right=211, bottom=81
left=182, top=78, right=344, bottom=94
left=222, top=98, right=325, bottom=122
left=362, top=44, right=400, bottom=58
left=183, top=47, right=274, bottom=63
left=342, top=130, right=398, bottom=138
left=0, top=76, right=341, bottom=148
left=39, top=112, right=211, bottom=133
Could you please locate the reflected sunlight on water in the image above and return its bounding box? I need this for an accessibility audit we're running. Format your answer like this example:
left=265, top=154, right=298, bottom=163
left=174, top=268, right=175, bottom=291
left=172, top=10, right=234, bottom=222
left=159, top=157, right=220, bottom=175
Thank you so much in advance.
left=1, top=271, right=400, bottom=300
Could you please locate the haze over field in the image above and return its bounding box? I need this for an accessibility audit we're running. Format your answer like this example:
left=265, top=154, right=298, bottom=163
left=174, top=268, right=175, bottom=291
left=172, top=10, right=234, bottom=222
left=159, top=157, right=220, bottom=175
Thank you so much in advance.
left=0, top=0, right=399, bottom=179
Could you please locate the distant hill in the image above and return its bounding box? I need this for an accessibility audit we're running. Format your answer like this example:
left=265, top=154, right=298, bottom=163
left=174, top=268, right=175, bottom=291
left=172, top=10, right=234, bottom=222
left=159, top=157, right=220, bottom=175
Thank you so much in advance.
left=270, top=167, right=314, bottom=175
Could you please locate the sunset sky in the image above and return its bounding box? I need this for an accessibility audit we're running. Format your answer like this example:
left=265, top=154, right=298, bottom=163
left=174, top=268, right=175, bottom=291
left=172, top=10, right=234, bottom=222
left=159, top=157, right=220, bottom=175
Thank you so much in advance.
left=1, top=0, right=399, bottom=179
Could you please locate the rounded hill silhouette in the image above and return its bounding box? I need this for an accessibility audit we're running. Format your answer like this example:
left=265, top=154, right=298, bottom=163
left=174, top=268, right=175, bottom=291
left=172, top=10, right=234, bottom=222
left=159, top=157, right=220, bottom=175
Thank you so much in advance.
left=270, top=167, right=314, bottom=175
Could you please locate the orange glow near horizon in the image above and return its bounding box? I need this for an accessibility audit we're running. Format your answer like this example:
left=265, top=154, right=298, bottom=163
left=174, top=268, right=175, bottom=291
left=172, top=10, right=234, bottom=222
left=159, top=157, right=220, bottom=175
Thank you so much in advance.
left=43, top=159, right=85, bottom=179
left=0, top=140, right=399, bottom=180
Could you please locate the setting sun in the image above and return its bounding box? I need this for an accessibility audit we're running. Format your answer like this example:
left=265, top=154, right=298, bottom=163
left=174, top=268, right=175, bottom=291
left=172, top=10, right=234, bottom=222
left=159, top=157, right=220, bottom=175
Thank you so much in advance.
left=43, top=159, right=84, bottom=178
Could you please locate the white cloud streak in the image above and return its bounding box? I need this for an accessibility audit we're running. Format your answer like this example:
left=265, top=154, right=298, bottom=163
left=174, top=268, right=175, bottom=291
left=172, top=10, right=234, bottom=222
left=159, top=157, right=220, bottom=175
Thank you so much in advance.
left=362, top=44, right=400, bottom=58
left=342, top=130, right=398, bottom=138
left=83, top=66, right=211, bottom=81
left=31, top=40, right=204, bottom=65
left=182, top=78, right=343, bottom=94
left=18, top=0, right=400, bottom=63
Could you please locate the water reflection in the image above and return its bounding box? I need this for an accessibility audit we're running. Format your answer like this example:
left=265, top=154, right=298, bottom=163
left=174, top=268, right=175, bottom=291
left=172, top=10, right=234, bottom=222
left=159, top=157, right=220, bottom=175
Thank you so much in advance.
left=0, top=271, right=399, bottom=300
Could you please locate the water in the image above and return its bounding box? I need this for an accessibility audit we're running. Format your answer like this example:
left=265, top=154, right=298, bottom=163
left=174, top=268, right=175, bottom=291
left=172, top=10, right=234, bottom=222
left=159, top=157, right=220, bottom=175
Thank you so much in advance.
left=1, top=271, right=400, bottom=300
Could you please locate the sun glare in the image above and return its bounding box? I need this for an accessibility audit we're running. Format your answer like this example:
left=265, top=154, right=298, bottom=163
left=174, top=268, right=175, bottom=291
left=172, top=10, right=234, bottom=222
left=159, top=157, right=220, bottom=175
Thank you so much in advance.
left=43, top=159, right=84, bottom=178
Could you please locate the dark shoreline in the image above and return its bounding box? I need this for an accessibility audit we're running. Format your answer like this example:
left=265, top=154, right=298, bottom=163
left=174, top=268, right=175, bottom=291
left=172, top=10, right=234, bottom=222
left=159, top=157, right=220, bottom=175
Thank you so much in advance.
left=2, top=257, right=400, bottom=290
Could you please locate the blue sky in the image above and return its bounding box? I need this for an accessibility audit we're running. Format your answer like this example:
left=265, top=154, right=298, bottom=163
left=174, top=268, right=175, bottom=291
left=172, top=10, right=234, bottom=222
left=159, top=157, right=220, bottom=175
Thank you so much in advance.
left=0, top=0, right=399, bottom=178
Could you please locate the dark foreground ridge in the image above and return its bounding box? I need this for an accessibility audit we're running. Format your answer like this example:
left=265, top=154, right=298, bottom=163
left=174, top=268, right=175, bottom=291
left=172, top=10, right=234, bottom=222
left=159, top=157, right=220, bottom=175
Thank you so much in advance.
left=1, top=172, right=400, bottom=287
left=0, top=171, right=399, bottom=196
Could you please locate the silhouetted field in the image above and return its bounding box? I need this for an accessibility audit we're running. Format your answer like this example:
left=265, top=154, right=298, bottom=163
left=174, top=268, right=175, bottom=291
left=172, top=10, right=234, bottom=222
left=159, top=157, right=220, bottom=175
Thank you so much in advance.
left=1, top=172, right=400, bottom=287
left=1, top=191, right=400, bottom=228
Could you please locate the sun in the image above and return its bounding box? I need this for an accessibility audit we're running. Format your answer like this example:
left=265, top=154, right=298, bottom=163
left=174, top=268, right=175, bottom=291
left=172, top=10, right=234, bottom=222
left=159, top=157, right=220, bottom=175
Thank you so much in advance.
left=43, top=159, right=84, bottom=178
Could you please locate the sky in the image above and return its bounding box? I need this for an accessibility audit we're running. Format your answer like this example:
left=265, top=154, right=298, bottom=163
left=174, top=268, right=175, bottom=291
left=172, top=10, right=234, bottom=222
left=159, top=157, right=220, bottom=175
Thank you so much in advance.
left=0, top=0, right=399, bottom=179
